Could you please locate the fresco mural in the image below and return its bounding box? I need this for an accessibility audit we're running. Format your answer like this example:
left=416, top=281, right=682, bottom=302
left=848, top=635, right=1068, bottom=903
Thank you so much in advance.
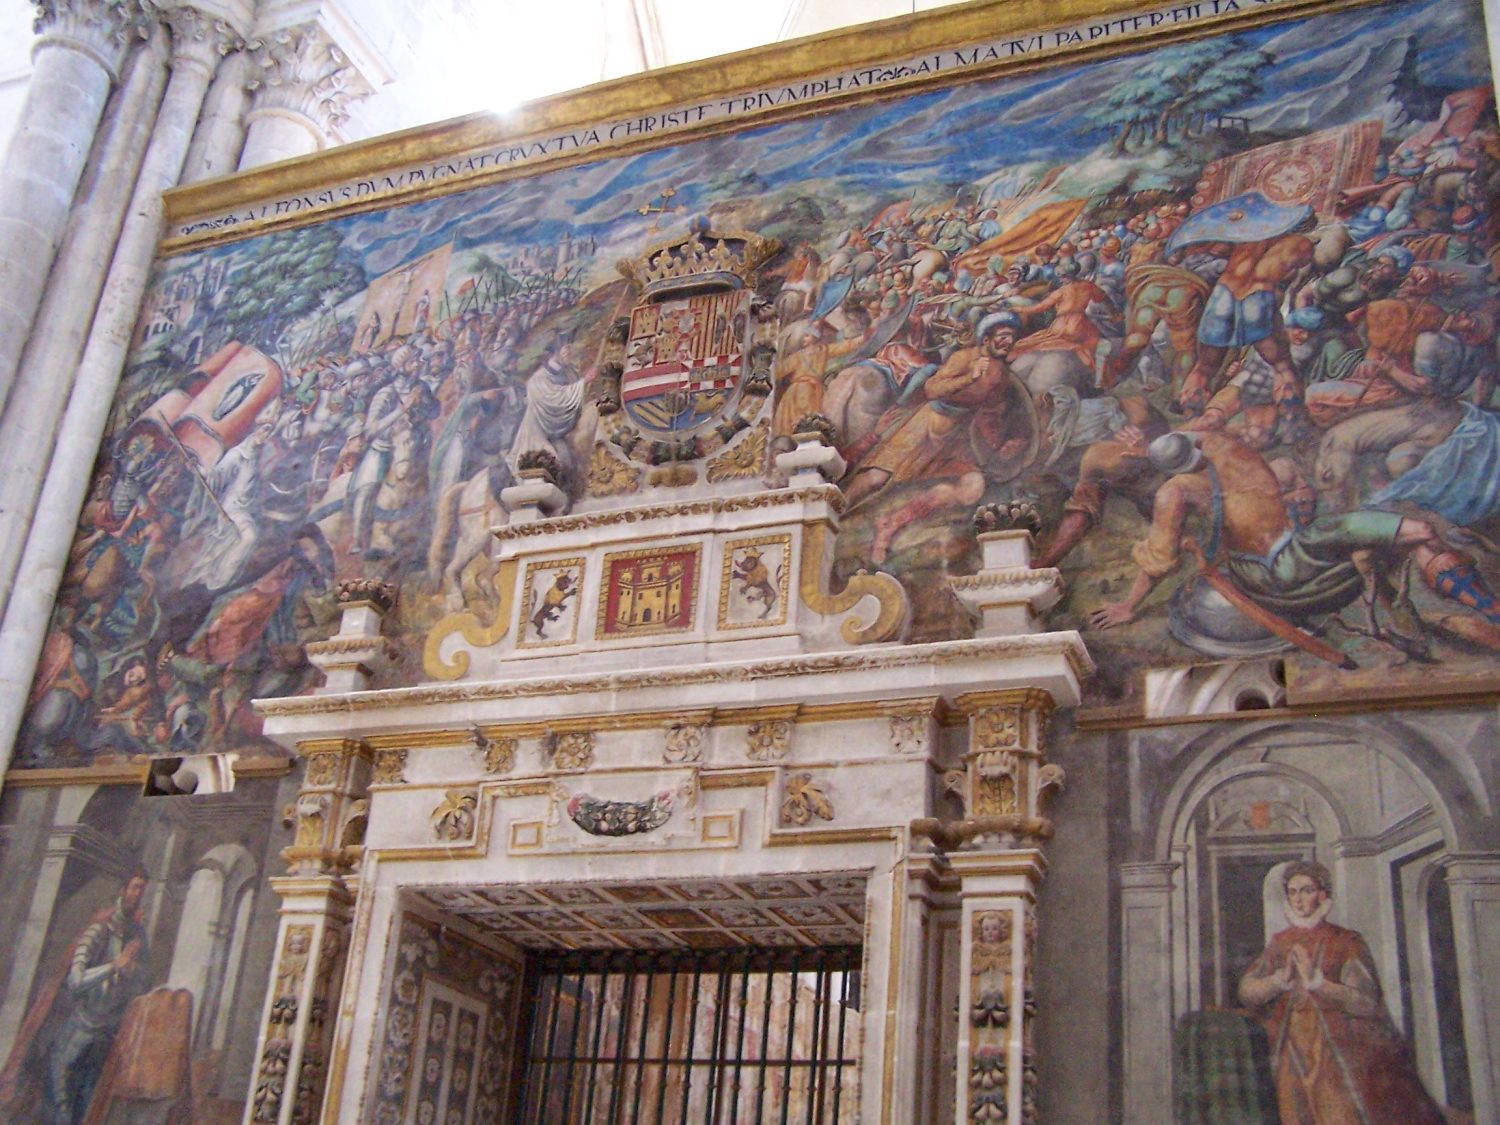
left=16, top=0, right=1500, bottom=767
left=0, top=776, right=293, bottom=1122
left=1113, top=711, right=1500, bottom=1123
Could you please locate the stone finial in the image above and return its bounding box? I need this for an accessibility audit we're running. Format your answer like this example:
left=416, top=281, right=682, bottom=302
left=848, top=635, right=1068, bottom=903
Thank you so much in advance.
left=973, top=499, right=1042, bottom=538
left=336, top=578, right=396, bottom=612
left=516, top=448, right=565, bottom=486
left=949, top=502, right=1061, bottom=635
left=774, top=418, right=846, bottom=485
left=791, top=412, right=838, bottom=447
left=501, top=453, right=569, bottom=522
left=306, top=577, right=396, bottom=693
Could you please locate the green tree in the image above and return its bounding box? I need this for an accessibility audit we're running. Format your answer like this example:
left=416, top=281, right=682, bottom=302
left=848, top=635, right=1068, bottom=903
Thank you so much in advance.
left=211, top=225, right=366, bottom=360
left=1085, top=38, right=1272, bottom=152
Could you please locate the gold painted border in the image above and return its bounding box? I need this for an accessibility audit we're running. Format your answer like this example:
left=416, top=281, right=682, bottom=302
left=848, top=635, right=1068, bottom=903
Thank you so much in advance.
left=594, top=542, right=704, bottom=640
left=158, top=0, right=1378, bottom=254
left=717, top=533, right=793, bottom=631
left=516, top=556, right=586, bottom=649
left=2, top=755, right=294, bottom=787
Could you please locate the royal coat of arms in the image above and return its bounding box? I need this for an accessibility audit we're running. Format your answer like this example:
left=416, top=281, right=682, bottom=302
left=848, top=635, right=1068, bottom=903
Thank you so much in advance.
left=622, top=290, right=751, bottom=433
left=597, top=223, right=781, bottom=465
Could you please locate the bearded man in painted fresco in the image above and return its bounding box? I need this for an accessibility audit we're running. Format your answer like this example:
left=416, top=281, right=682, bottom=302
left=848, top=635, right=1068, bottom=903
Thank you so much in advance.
left=1237, top=862, right=1444, bottom=1124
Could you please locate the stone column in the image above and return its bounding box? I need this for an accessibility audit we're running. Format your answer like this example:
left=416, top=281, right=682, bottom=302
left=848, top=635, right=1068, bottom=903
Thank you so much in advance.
left=1118, top=861, right=1179, bottom=1125
left=0, top=20, right=168, bottom=620
left=1445, top=854, right=1500, bottom=1124
left=180, top=45, right=250, bottom=182
left=245, top=738, right=370, bottom=1125
left=0, top=3, right=232, bottom=781
left=238, top=22, right=373, bottom=169
left=946, top=690, right=1061, bottom=1125
left=0, top=0, right=147, bottom=421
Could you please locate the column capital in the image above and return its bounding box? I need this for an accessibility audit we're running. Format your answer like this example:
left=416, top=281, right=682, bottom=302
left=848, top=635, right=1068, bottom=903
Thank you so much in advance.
left=159, top=3, right=244, bottom=74
left=1118, top=860, right=1180, bottom=892
left=245, top=19, right=374, bottom=139
left=1443, top=853, right=1500, bottom=885
left=282, top=736, right=373, bottom=877
left=32, top=0, right=154, bottom=79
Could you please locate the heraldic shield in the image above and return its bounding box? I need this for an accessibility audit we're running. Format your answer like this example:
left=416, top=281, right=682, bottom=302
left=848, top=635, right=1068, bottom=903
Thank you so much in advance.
left=622, top=290, right=751, bottom=433
left=600, top=223, right=781, bottom=461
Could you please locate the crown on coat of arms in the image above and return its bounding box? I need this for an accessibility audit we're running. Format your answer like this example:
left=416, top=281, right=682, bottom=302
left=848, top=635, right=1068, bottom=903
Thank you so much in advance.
left=617, top=222, right=781, bottom=297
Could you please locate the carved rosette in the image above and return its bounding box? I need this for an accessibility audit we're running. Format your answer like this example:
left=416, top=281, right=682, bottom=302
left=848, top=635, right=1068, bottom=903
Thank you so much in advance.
left=706, top=420, right=769, bottom=482
left=745, top=719, right=791, bottom=762
left=779, top=771, right=833, bottom=826
left=663, top=720, right=708, bottom=764
left=547, top=730, right=595, bottom=772
left=471, top=730, right=516, bottom=775
left=371, top=747, right=407, bottom=786
left=246, top=20, right=374, bottom=135
left=888, top=707, right=934, bottom=756
left=586, top=441, right=641, bottom=497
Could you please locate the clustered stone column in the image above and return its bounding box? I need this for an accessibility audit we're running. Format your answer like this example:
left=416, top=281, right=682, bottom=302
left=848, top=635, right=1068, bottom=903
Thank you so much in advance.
left=0, top=0, right=148, bottom=418
left=248, top=737, right=370, bottom=1125
left=946, top=689, right=1063, bottom=1125
left=0, top=0, right=236, bottom=773
left=0, top=20, right=169, bottom=616
left=0, top=1, right=384, bottom=782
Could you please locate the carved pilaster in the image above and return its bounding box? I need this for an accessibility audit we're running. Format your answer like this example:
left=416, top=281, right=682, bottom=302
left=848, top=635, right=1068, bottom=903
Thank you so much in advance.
left=951, top=850, right=1045, bottom=1125
left=252, top=734, right=368, bottom=1122
left=251, top=877, right=354, bottom=1125
left=246, top=20, right=373, bottom=139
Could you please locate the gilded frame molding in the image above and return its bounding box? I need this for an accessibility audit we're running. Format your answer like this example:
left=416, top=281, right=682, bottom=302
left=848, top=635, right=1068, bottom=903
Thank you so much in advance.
left=158, top=0, right=1380, bottom=255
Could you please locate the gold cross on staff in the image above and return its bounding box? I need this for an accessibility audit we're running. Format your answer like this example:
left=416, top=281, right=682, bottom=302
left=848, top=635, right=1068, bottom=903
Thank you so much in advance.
left=637, top=186, right=684, bottom=229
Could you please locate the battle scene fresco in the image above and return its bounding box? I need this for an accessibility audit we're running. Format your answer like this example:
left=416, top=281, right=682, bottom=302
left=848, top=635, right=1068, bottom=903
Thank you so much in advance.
left=18, top=0, right=1500, bottom=767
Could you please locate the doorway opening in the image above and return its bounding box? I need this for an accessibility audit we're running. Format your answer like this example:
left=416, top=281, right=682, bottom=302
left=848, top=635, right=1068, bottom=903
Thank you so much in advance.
left=513, top=944, right=862, bottom=1124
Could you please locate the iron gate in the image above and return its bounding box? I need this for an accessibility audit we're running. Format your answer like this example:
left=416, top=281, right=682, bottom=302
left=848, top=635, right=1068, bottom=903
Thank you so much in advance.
left=513, top=945, right=862, bottom=1123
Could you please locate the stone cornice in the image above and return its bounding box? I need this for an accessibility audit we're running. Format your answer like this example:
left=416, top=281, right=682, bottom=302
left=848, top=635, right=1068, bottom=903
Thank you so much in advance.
left=493, top=486, right=846, bottom=544
left=257, top=631, right=1093, bottom=730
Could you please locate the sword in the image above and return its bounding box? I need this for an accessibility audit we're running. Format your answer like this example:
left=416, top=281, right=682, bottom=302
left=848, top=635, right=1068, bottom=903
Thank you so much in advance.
left=156, top=419, right=236, bottom=527
left=1183, top=538, right=1356, bottom=670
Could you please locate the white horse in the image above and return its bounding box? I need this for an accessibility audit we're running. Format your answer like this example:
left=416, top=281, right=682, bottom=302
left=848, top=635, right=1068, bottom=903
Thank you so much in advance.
left=426, top=467, right=508, bottom=612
